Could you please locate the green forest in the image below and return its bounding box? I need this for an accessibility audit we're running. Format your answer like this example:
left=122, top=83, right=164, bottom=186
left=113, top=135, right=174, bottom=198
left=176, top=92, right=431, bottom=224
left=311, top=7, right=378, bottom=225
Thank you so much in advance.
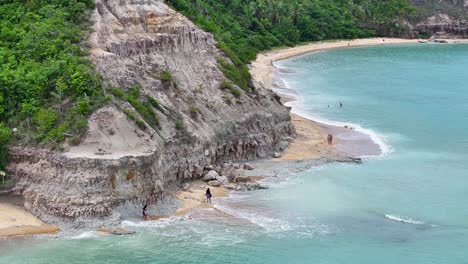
left=0, top=0, right=415, bottom=170
left=0, top=0, right=101, bottom=169
left=167, top=0, right=414, bottom=89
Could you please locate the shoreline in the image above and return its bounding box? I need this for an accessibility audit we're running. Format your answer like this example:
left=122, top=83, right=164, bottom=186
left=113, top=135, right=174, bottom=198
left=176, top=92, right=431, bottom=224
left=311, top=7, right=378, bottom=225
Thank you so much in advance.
left=251, top=37, right=468, bottom=160
left=3, top=38, right=467, bottom=238
left=251, top=37, right=467, bottom=89
left=0, top=199, right=59, bottom=237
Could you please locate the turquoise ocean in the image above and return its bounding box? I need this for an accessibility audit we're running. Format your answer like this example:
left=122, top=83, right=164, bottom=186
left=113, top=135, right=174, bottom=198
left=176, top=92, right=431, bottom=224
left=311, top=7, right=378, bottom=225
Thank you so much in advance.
left=1, top=44, right=468, bottom=263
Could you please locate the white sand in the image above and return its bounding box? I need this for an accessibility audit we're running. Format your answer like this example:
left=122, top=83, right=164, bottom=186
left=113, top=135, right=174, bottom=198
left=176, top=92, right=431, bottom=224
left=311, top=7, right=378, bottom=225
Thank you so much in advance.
left=250, top=38, right=467, bottom=160
left=0, top=203, right=59, bottom=237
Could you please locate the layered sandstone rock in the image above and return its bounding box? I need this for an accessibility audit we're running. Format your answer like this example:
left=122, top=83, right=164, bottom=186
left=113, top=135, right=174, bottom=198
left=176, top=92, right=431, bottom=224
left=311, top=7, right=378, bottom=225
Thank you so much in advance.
left=408, top=0, right=468, bottom=38
left=7, top=0, right=294, bottom=224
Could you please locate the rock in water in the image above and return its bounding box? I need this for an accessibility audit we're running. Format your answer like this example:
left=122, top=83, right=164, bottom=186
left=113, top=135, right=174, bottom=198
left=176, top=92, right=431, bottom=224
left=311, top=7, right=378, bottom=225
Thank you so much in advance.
left=273, top=152, right=282, bottom=158
left=203, top=170, right=219, bottom=182
left=244, top=163, right=255, bottom=170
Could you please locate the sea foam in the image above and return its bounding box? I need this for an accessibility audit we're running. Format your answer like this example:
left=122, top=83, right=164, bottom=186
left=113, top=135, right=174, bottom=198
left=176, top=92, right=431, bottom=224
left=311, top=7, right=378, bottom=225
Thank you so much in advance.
left=272, top=63, right=393, bottom=158
left=384, top=214, right=425, bottom=225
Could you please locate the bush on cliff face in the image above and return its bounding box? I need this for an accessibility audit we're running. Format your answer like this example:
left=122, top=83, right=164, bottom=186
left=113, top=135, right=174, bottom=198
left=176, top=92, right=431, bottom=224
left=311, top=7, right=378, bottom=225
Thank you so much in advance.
left=0, top=123, right=12, bottom=170
left=0, top=0, right=102, bottom=146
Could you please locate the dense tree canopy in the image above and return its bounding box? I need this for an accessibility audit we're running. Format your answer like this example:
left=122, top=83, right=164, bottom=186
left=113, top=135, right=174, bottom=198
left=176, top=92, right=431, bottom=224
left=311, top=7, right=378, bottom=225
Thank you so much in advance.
left=0, top=0, right=414, bottom=170
left=169, top=0, right=414, bottom=62
left=167, top=0, right=414, bottom=88
left=0, top=0, right=102, bottom=169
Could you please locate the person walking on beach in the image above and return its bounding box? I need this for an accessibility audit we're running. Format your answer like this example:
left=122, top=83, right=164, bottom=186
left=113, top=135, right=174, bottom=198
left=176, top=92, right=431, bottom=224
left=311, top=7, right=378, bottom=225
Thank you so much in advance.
left=142, top=204, right=148, bottom=220
left=327, top=134, right=333, bottom=145
left=206, top=188, right=212, bottom=204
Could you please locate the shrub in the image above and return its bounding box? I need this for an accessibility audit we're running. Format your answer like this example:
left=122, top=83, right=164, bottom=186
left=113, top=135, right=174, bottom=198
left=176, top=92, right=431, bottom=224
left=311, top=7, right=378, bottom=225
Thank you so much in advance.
left=123, top=108, right=147, bottom=130
left=111, top=88, right=126, bottom=99
left=175, top=118, right=184, bottom=130
left=33, top=109, right=58, bottom=137
left=148, top=97, right=164, bottom=112
left=160, top=71, right=173, bottom=82
left=69, top=136, right=80, bottom=146
left=218, top=59, right=252, bottom=92
left=230, top=87, right=241, bottom=98
left=135, top=119, right=147, bottom=130
left=123, top=108, right=137, bottom=121
left=128, top=85, right=141, bottom=98
left=76, top=98, right=91, bottom=115
left=190, top=106, right=199, bottom=118
left=219, top=80, right=241, bottom=98
left=219, top=80, right=233, bottom=90
left=0, top=123, right=12, bottom=170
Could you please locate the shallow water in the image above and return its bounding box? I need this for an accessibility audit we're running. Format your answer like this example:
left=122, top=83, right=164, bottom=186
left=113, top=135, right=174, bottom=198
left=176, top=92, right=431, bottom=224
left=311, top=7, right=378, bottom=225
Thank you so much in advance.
left=2, top=44, right=468, bottom=263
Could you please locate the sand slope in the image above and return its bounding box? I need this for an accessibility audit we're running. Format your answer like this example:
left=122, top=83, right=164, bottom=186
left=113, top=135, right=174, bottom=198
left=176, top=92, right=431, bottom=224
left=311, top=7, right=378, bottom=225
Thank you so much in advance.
left=0, top=203, right=59, bottom=237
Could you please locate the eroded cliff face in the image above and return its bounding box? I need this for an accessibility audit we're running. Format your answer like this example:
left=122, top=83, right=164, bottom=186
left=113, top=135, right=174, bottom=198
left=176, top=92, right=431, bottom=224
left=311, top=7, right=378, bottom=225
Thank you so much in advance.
left=7, top=0, right=294, bottom=225
left=409, top=0, right=468, bottom=38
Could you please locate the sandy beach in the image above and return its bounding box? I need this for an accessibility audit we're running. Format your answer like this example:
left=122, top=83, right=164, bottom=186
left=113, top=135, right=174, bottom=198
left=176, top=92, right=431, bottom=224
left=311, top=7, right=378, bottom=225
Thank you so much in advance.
left=251, top=37, right=467, bottom=89
left=2, top=38, right=466, bottom=236
left=0, top=201, right=59, bottom=237
left=250, top=37, right=468, bottom=160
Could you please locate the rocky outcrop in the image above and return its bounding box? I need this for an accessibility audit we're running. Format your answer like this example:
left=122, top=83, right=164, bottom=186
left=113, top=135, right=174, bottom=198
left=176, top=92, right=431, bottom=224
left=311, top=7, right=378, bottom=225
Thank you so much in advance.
left=411, top=14, right=468, bottom=38
left=6, top=0, right=294, bottom=224
left=407, top=0, right=468, bottom=38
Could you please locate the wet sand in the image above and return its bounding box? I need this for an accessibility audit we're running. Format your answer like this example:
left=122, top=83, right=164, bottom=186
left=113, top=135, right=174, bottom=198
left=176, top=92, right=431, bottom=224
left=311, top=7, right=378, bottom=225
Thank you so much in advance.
left=0, top=199, right=59, bottom=237
left=250, top=38, right=427, bottom=160
left=146, top=182, right=229, bottom=220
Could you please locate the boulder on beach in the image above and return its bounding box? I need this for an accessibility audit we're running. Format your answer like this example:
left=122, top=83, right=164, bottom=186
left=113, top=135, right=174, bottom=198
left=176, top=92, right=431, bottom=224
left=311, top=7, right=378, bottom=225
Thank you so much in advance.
left=273, top=152, right=282, bottom=158
left=243, top=163, right=254, bottom=170
left=208, top=180, right=221, bottom=187
left=234, top=182, right=269, bottom=191
left=234, top=176, right=251, bottom=183
left=224, top=183, right=237, bottom=190
left=276, top=141, right=289, bottom=151
left=203, top=170, right=219, bottom=182
left=216, top=175, right=229, bottom=185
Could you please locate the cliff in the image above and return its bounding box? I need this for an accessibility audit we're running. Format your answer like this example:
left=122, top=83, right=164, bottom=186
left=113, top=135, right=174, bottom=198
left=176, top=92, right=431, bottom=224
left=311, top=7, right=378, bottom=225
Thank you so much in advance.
left=6, top=0, right=294, bottom=225
left=408, top=0, right=468, bottom=38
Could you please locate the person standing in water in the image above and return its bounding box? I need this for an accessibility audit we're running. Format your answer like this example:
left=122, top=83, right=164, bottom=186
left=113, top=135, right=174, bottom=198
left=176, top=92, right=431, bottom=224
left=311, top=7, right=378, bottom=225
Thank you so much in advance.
left=206, top=188, right=212, bottom=203
left=142, top=204, right=148, bottom=220
left=340, top=102, right=343, bottom=108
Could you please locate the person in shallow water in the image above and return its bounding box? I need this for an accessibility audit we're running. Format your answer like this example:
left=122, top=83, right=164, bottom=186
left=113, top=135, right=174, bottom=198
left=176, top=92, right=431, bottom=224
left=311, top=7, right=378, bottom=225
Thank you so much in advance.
left=142, top=204, right=148, bottom=220
left=206, top=188, right=212, bottom=203
left=340, top=102, right=343, bottom=107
